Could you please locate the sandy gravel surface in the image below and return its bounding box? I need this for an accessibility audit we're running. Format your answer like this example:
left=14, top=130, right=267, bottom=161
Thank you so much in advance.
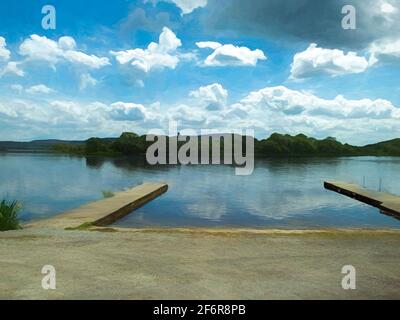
left=1, top=226, right=399, bottom=300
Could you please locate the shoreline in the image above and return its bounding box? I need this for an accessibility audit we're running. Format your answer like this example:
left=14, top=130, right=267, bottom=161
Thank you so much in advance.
left=25, top=216, right=400, bottom=235
left=89, top=225, right=400, bottom=235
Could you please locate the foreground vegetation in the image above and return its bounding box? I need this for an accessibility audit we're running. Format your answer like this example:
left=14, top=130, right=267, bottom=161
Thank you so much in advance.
left=102, top=190, right=115, bottom=198
left=0, top=200, right=22, bottom=231
left=50, top=132, right=400, bottom=158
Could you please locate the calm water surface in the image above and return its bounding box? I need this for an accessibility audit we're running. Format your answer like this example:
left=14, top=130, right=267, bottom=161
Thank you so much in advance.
left=1, top=153, right=399, bottom=229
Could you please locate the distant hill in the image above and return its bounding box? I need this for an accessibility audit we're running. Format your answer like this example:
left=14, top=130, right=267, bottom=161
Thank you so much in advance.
left=0, top=140, right=85, bottom=152
left=255, top=133, right=400, bottom=156
left=360, top=138, right=400, bottom=156
left=1, top=133, right=400, bottom=157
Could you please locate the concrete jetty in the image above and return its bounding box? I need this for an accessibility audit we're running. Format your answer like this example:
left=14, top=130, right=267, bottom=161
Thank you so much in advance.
left=29, top=183, right=168, bottom=229
left=324, top=181, right=400, bottom=219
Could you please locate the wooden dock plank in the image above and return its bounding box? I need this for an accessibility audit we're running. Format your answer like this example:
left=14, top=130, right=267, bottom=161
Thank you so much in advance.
left=28, top=183, right=168, bottom=228
left=324, top=181, right=400, bottom=219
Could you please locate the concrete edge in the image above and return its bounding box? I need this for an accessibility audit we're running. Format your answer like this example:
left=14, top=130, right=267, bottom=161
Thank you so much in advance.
left=84, top=226, right=400, bottom=236
left=92, top=184, right=168, bottom=227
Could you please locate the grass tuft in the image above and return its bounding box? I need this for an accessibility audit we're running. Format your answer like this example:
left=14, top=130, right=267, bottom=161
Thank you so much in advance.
left=0, top=200, right=22, bottom=231
left=102, top=190, right=115, bottom=198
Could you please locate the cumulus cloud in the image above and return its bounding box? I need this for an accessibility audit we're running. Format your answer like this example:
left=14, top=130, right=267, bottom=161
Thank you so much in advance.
left=196, top=41, right=221, bottom=50
left=19, top=35, right=61, bottom=64
left=196, top=41, right=266, bottom=66
left=168, top=104, right=208, bottom=127
left=0, top=36, right=11, bottom=60
left=26, top=84, right=55, bottom=94
left=368, top=38, right=400, bottom=65
left=290, top=44, right=369, bottom=79
left=1, top=61, right=25, bottom=77
left=165, top=84, right=230, bottom=130
left=64, top=50, right=110, bottom=69
left=0, top=97, right=163, bottom=140
left=108, top=102, right=147, bottom=121
left=111, top=27, right=181, bottom=72
left=19, top=35, right=110, bottom=69
left=189, top=83, right=228, bottom=110
left=381, top=1, right=398, bottom=14
left=170, top=0, right=207, bottom=14
left=0, top=38, right=24, bottom=77
left=240, top=86, right=400, bottom=119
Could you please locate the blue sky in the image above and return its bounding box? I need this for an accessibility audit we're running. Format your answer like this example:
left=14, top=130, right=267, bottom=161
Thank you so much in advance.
left=0, top=0, right=399, bottom=144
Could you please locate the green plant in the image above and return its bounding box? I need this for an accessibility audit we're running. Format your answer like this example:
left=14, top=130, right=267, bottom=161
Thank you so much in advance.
left=0, top=200, right=22, bottom=231
left=102, top=190, right=115, bottom=198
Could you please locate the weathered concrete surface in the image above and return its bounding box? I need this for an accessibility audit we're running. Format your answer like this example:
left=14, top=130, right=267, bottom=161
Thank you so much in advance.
left=0, top=227, right=399, bottom=300
left=27, top=183, right=168, bottom=229
left=325, top=181, right=400, bottom=218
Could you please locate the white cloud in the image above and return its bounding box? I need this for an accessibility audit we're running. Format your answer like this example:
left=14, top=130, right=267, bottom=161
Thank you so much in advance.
left=168, top=104, right=208, bottom=126
left=19, top=35, right=110, bottom=69
left=1, top=61, right=25, bottom=77
left=79, top=73, right=98, bottom=90
left=368, top=38, right=400, bottom=65
left=290, top=43, right=369, bottom=79
left=111, top=27, right=181, bottom=72
left=58, top=36, right=76, bottom=50
left=63, top=50, right=110, bottom=69
left=195, top=41, right=221, bottom=50
left=381, top=2, right=397, bottom=13
left=108, top=102, right=147, bottom=121
left=380, top=1, right=398, bottom=14
left=0, top=36, right=11, bottom=61
left=171, top=0, right=207, bottom=14
left=189, top=83, right=228, bottom=111
left=26, top=84, right=55, bottom=94
left=0, top=37, right=21, bottom=77
left=196, top=41, right=266, bottom=66
left=19, top=35, right=63, bottom=64
left=0, top=97, right=163, bottom=140
left=240, top=86, right=399, bottom=119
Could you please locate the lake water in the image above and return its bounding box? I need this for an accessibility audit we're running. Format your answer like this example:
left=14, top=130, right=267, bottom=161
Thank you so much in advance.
left=1, top=153, right=400, bottom=229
